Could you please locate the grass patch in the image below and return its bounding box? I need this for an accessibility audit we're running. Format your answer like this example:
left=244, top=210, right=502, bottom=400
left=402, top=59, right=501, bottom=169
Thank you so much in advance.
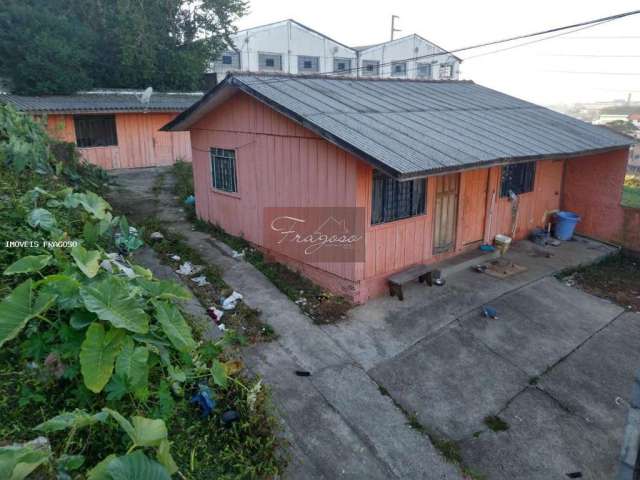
left=140, top=217, right=278, bottom=344
left=559, top=252, right=640, bottom=312
left=483, top=415, right=510, bottom=432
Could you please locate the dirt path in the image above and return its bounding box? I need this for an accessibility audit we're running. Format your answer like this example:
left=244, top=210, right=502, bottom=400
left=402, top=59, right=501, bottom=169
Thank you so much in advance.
left=107, top=167, right=464, bottom=480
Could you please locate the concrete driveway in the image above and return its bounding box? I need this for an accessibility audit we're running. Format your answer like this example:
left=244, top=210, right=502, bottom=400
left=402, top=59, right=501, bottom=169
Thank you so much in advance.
left=322, top=239, right=640, bottom=479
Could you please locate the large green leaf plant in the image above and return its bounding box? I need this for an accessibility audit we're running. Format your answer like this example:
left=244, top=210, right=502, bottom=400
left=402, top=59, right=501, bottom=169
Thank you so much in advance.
left=0, top=186, right=229, bottom=477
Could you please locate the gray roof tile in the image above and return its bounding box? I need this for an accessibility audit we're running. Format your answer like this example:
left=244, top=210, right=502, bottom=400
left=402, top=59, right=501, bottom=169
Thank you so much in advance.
left=164, top=73, right=633, bottom=178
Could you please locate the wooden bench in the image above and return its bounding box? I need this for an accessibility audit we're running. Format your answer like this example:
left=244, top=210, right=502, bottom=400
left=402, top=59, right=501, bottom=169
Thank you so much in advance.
left=388, top=264, right=430, bottom=301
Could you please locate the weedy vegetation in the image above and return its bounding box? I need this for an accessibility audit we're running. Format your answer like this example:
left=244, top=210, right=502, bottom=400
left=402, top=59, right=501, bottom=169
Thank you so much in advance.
left=0, top=105, right=284, bottom=479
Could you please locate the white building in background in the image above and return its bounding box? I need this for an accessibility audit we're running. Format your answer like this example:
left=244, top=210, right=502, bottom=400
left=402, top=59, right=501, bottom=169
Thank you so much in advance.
left=211, top=19, right=461, bottom=81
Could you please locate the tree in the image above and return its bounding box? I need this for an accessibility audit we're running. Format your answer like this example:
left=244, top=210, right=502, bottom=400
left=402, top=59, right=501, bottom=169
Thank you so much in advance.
left=0, top=0, right=247, bottom=94
left=606, top=120, right=638, bottom=137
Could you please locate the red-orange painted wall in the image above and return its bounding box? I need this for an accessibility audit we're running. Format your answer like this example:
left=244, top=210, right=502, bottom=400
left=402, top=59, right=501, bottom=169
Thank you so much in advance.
left=562, top=149, right=638, bottom=251
left=46, top=113, right=191, bottom=170
left=189, top=89, right=632, bottom=302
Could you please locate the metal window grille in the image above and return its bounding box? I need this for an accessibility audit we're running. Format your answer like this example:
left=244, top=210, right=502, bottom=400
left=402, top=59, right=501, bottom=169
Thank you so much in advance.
left=371, top=171, right=426, bottom=224
left=333, top=58, right=352, bottom=73
left=298, top=56, right=319, bottom=72
left=439, top=63, right=453, bottom=79
left=74, top=115, right=118, bottom=148
left=259, top=53, right=282, bottom=71
left=362, top=60, right=380, bottom=76
left=417, top=63, right=432, bottom=78
left=211, top=148, right=238, bottom=193
left=391, top=62, right=407, bottom=77
left=500, top=162, right=536, bottom=197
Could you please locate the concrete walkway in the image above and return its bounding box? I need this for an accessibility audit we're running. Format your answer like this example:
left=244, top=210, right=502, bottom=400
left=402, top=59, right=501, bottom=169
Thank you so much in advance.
left=108, top=167, right=638, bottom=480
left=107, top=167, right=463, bottom=480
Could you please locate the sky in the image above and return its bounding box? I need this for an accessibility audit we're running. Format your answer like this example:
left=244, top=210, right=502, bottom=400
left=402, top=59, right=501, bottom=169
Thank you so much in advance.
left=235, top=0, right=640, bottom=106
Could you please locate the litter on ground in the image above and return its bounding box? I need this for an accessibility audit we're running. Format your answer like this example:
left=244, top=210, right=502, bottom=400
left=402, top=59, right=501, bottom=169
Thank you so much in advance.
left=232, top=249, right=245, bottom=259
left=191, top=275, right=210, bottom=287
left=176, top=261, right=203, bottom=275
left=207, top=306, right=224, bottom=323
left=150, top=231, right=164, bottom=240
left=482, top=306, right=499, bottom=319
left=169, top=254, right=181, bottom=261
left=222, top=291, right=243, bottom=310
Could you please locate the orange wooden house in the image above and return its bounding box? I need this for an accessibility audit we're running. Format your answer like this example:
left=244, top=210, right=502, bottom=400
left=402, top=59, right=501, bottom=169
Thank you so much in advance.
left=0, top=90, right=201, bottom=169
left=163, top=73, right=633, bottom=303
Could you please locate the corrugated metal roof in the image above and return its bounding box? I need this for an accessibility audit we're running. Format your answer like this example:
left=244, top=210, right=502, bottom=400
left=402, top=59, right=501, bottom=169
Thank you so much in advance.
left=0, top=91, right=202, bottom=114
left=164, top=73, right=633, bottom=179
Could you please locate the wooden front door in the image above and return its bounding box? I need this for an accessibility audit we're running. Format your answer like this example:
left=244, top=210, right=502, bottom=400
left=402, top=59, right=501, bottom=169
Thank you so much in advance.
left=461, top=168, right=489, bottom=245
left=433, top=173, right=460, bottom=254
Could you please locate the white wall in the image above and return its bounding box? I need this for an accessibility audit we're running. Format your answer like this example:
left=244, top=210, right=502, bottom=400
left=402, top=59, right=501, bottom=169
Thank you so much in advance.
left=358, top=35, right=459, bottom=80
left=211, top=21, right=460, bottom=80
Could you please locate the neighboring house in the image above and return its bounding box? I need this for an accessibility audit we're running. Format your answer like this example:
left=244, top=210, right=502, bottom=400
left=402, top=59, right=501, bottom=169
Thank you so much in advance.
left=211, top=19, right=460, bottom=80
left=629, top=113, right=640, bottom=128
left=163, top=72, right=632, bottom=303
left=594, top=114, right=630, bottom=125
left=0, top=90, right=202, bottom=170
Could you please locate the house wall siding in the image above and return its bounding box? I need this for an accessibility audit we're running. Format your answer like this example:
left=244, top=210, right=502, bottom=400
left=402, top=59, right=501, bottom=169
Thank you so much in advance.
left=45, top=113, right=191, bottom=170
left=190, top=91, right=361, bottom=291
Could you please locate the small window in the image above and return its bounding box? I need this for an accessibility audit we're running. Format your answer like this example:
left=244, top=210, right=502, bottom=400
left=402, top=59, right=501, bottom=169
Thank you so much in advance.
left=259, top=53, right=282, bottom=71
left=211, top=148, right=238, bottom=193
left=417, top=63, right=432, bottom=79
left=439, top=63, right=453, bottom=79
left=218, top=51, right=239, bottom=69
left=74, top=115, right=117, bottom=148
left=371, top=171, right=426, bottom=225
left=333, top=58, right=352, bottom=73
left=500, top=162, right=536, bottom=197
left=298, top=55, right=319, bottom=73
left=391, top=61, right=407, bottom=77
left=362, top=60, right=380, bottom=76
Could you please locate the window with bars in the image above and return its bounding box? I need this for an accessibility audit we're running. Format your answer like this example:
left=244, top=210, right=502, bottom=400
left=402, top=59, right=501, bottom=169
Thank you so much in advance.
left=417, top=62, right=432, bottom=79
left=298, top=55, right=319, bottom=73
left=211, top=148, right=238, bottom=193
left=362, top=60, right=380, bottom=76
left=258, top=53, right=282, bottom=71
left=500, top=162, right=536, bottom=197
left=371, top=170, right=426, bottom=225
left=439, top=63, right=453, bottom=79
left=219, top=51, right=240, bottom=68
left=391, top=61, right=407, bottom=77
left=74, top=115, right=118, bottom=148
left=333, top=58, right=352, bottom=73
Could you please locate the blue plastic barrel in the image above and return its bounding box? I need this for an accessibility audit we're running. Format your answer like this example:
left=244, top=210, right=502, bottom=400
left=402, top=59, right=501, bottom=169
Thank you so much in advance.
left=553, top=211, right=581, bottom=241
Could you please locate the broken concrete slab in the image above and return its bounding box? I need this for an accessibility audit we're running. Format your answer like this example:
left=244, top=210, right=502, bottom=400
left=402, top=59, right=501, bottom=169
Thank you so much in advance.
left=461, top=387, right=618, bottom=480
left=311, top=363, right=463, bottom=479
left=461, top=277, right=623, bottom=376
left=370, top=325, right=529, bottom=441
left=539, top=312, right=640, bottom=433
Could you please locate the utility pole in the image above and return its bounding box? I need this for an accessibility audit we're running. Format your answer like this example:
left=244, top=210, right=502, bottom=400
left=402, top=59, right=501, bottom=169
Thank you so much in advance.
left=391, top=15, right=401, bottom=41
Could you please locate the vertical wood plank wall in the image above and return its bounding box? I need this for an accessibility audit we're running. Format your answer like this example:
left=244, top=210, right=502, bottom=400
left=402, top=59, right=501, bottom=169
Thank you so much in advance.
left=46, top=113, right=191, bottom=170
left=188, top=90, right=568, bottom=302
left=190, top=91, right=361, bottom=292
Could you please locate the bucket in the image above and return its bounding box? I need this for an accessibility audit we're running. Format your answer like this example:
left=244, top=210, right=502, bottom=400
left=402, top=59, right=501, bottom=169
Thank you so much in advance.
left=553, top=211, right=581, bottom=241
left=494, top=234, right=512, bottom=256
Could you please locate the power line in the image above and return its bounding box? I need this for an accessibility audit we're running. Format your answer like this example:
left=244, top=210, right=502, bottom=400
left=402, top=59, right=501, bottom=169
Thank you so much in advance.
left=237, top=9, right=640, bottom=86
left=544, top=70, right=640, bottom=76
left=540, top=54, right=640, bottom=58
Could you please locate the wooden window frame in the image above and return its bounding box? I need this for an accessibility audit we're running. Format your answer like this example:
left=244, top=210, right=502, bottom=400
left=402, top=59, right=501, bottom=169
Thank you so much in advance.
left=371, top=170, right=426, bottom=225
left=73, top=115, right=118, bottom=148
left=210, top=148, right=238, bottom=194
left=500, top=162, right=536, bottom=197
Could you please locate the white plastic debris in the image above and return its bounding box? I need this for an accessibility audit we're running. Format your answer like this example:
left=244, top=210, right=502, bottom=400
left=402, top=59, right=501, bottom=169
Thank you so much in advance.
left=191, top=275, right=210, bottom=287
left=207, top=306, right=224, bottom=322
left=175, top=262, right=203, bottom=275
left=295, top=297, right=307, bottom=306
left=150, top=231, right=164, bottom=240
left=129, top=226, right=138, bottom=234
left=232, top=249, right=245, bottom=259
left=100, top=259, right=114, bottom=273
left=217, top=323, right=226, bottom=331
left=113, top=260, right=135, bottom=279
left=169, top=254, right=181, bottom=261
left=222, top=291, right=243, bottom=310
